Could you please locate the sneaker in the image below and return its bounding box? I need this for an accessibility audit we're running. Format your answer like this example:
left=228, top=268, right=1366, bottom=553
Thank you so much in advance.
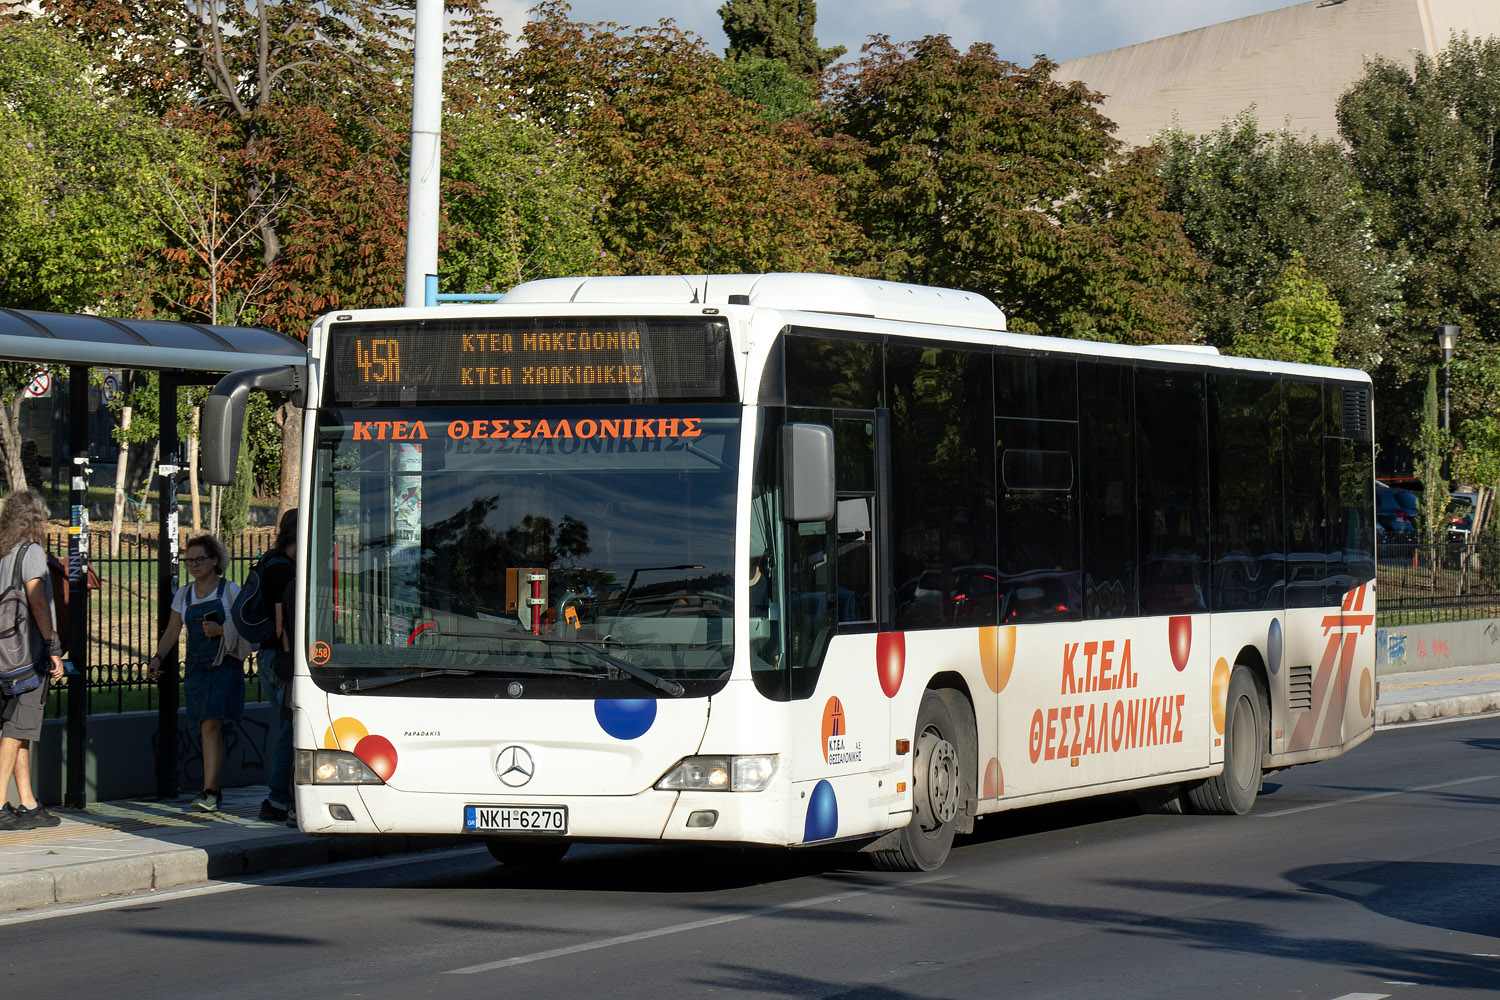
left=12, top=803, right=60, bottom=828
left=190, top=789, right=221, bottom=812
left=258, top=799, right=289, bottom=823
left=0, top=804, right=33, bottom=831
left=286, top=805, right=298, bottom=829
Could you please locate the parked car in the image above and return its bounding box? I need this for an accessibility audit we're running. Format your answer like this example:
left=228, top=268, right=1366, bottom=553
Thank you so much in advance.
left=1446, top=492, right=1477, bottom=542
left=1375, top=482, right=1418, bottom=543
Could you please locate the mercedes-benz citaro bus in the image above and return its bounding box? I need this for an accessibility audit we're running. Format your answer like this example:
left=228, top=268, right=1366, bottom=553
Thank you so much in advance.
left=202, top=273, right=1376, bottom=871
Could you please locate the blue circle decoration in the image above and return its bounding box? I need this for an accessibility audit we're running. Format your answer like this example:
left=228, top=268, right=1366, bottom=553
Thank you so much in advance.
left=594, top=699, right=658, bottom=740
left=1267, top=618, right=1283, bottom=674
left=803, top=779, right=838, bottom=842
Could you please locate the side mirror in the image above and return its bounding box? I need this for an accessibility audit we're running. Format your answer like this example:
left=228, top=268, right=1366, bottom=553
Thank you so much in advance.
left=782, top=423, right=835, bottom=523
left=202, top=366, right=303, bottom=485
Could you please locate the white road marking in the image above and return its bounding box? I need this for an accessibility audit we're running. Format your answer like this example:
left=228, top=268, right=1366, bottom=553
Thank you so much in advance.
left=445, top=872, right=954, bottom=975
left=0, top=846, right=485, bottom=927
left=1328, top=994, right=1390, bottom=1000
left=1258, top=774, right=1498, bottom=818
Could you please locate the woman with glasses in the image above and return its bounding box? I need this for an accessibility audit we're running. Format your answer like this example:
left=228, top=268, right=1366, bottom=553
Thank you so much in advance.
left=147, top=534, right=246, bottom=811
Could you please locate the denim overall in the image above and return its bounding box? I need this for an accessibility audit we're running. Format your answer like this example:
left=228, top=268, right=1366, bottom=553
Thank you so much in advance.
left=183, top=579, right=245, bottom=725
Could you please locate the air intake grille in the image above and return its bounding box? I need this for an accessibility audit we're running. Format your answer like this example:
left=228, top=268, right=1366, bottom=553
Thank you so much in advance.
left=1342, top=385, right=1372, bottom=440
left=1288, top=664, right=1313, bottom=712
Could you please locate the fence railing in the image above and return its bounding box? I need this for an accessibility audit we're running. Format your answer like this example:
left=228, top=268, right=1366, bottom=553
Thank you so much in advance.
left=44, top=527, right=274, bottom=718
left=1375, top=541, right=1500, bottom=626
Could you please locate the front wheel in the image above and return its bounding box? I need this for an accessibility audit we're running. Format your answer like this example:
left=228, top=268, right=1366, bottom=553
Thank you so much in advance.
left=1185, top=665, right=1265, bottom=815
left=484, top=838, right=570, bottom=866
left=871, top=690, right=967, bottom=872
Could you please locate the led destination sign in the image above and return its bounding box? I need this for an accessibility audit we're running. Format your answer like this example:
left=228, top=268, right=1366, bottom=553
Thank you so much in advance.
left=327, top=316, right=732, bottom=404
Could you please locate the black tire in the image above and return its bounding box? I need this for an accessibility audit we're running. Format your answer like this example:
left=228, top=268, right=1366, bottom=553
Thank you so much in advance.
left=1134, top=784, right=1188, bottom=814
left=484, top=838, right=570, bottom=866
left=871, top=690, right=966, bottom=872
left=1185, top=665, right=1265, bottom=815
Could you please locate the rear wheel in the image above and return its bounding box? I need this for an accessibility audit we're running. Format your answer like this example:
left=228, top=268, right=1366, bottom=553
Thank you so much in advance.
left=872, top=690, right=967, bottom=872
left=1185, top=665, right=1265, bottom=815
left=484, top=838, right=570, bottom=866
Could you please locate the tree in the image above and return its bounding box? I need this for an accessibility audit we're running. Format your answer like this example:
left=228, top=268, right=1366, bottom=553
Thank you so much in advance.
left=511, top=5, right=868, bottom=276
left=1338, top=34, right=1500, bottom=447
left=824, top=35, right=1200, bottom=344
left=1415, top=367, right=1450, bottom=546
left=1155, top=113, right=1397, bottom=366
left=719, top=0, right=845, bottom=76
left=720, top=54, right=816, bottom=122
left=1232, top=257, right=1342, bottom=365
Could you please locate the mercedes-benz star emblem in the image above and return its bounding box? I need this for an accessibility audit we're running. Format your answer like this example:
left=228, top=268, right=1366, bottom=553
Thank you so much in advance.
left=496, top=746, right=535, bottom=787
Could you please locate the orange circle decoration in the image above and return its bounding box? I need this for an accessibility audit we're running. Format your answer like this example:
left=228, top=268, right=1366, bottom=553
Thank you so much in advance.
left=820, top=696, right=847, bottom=763
left=979, top=626, right=1017, bottom=694
left=1359, top=668, right=1374, bottom=717
left=983, top=757, right=1003, bottom=798
left=1211, top=657, right=1231, bottom=734
left=310, top=641, right=331, bottom=665
left=875, top=632, right=905, bottom=699
left=325, top=716, right=368, bottom=751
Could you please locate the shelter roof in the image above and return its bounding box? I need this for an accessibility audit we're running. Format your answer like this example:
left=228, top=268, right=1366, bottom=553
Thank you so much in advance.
left=0, top=310, right=305, bottom=372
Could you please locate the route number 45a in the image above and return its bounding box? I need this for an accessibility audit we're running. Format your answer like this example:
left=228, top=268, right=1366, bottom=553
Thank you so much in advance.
left=355, top=339, right=400, bottom=384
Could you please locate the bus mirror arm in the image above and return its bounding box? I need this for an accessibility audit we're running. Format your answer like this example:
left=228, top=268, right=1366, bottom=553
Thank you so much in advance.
left=202, top=365, right=303, bottom=486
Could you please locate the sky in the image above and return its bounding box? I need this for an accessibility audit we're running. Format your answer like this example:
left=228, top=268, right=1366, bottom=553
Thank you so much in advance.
left=483, top=0, right=1309, bottom=65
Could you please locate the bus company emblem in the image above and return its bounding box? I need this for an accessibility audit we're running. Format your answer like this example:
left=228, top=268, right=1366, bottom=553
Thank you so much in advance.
left=496, top=746, right=536, bottom=787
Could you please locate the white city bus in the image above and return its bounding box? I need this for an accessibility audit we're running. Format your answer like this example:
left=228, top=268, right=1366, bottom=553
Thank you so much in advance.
left=205, top=273, right=1376, bottom=871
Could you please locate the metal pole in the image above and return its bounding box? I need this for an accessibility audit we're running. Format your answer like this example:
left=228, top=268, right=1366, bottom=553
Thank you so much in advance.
left=403, top=0, right=444, bottom=308
left=155, top=375, right=181, bottom=799
left=65, top=366, right=89, bottom=807
left=1444, top=362, right=1451, bottom=433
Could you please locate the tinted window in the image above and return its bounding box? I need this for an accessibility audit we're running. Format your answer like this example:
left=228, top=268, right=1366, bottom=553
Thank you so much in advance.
left=1210, top=375, right=1285, bottom=611
left=1284, top=381, right=1326, bottom=608
left=996, top=417, right=1079, bottom=622
left=889, top=345, right=997, bottom=628
left=1136, top=368, right=1209, bottom=614
left=996, top=353, right=1076, bottom=420
left=1079, top=361, right=1137, bottom=619
left=786, top=333, right=881, bottom=408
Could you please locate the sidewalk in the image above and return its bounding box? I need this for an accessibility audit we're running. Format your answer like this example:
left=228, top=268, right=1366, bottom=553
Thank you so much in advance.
left=0, top=786, right=459, bottom=913
left=1, top=665, right=1496, bottom=915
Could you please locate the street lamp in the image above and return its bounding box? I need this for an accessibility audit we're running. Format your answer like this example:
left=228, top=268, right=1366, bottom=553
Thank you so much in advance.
left=1437, top=325, right=1458, bottom=433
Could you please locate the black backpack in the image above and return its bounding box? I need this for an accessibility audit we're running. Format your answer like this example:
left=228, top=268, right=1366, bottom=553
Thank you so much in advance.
left=0, top=543, right=42, bottom=694
left=231, top=553, right=290, bottom=646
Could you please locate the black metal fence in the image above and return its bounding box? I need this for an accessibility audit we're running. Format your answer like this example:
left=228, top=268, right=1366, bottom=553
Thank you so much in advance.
left=1374, top=541, right=1500, bottom=626
left=45, top=527, right=274, bottom=718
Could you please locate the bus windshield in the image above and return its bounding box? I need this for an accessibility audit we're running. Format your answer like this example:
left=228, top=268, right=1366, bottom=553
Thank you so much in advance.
left=308, top=404, right=740, bottom=697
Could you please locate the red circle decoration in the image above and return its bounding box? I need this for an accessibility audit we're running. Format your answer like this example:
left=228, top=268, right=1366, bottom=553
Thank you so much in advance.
left=353, top=734, right=398, bottom=781
left=1168, top=616, right=1192, bottom=672
left=875, top=632, right=905, bottom=699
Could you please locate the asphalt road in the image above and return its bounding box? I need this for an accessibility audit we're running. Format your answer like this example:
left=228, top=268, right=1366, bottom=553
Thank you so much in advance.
left=10, top=716, right=1500, bottom=1000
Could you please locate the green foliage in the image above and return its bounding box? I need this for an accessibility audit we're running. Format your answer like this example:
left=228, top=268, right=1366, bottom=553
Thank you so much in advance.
left=512, top=5, right=867, bottom=275
left=1338, top=34, right=1500, bottom=445
left=719, top=0, right=845, bottom=75
left=721, top=54, right=817, bottom=122
left=824, top=37, right=1200, bottom=344
left=1155, top=113, right=1397, bottom=366
left=1416, top=367, right=1450, bottom=543
left=1232, top=258, right=1342, bottom=365
left=441, top=110, right=604, bottom=293
left=0, top=20, right=184, bottom=313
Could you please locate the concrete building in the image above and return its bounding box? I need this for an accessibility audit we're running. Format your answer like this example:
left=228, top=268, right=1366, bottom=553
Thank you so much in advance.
left=1056, top=0, right=1500, bottom=147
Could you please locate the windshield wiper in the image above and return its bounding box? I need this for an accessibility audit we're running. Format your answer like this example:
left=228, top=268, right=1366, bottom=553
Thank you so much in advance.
left=338, top=662, right=596, bottom=694
left=498, top=633, right=687, bottom=697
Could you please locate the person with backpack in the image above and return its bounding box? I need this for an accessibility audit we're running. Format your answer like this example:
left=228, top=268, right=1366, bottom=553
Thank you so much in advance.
left=146, top=533, right=248, bottom=812
left=245, top=511, right=296, bottom=823
left=0, top=490, right=65, bottom=830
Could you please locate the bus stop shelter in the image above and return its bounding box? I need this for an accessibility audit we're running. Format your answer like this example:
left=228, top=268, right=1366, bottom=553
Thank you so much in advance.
left=0, top=309, right=305, bottom=806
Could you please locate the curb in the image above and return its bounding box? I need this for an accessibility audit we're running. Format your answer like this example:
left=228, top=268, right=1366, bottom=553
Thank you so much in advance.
left=1376, top=692, right=1500, bottom=726
left=0, top=833, right=468, bottom=914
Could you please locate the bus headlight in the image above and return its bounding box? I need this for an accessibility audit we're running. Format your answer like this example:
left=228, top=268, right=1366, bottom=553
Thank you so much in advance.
left=656, top=755, right=778, bottom=792
left=295, top=749, right=386, bottom=785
